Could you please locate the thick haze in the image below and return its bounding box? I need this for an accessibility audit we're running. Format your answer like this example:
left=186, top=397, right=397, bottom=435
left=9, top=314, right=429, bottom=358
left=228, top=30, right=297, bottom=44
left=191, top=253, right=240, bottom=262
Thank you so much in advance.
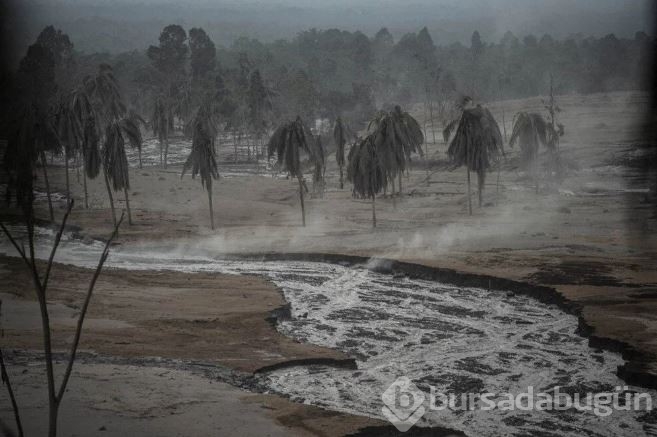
left=8, top=0, right=654, bottom=56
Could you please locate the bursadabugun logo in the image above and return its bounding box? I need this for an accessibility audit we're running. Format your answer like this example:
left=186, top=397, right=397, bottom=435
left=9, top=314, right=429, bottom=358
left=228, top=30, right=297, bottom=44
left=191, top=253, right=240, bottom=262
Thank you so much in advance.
left=381, top=376, right=426, bottom=432
left=381, top=377, right=654, bottom=433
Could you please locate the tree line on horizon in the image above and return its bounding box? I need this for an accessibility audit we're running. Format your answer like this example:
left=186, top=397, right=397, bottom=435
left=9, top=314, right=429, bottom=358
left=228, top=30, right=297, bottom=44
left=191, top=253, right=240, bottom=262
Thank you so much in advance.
left=0, top=20, right=639, bottom=230
left=4, top=24, right=650, bottom=132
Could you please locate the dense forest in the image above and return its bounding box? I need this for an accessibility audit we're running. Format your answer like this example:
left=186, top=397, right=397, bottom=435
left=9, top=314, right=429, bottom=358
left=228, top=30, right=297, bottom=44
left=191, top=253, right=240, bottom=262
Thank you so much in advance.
left=2, top=24, right=654, bottom=148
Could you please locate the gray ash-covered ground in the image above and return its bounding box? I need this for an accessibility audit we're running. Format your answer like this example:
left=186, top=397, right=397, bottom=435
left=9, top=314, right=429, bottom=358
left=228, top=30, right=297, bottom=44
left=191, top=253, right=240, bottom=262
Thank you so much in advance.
left=3, top=231, right=654, bottom=436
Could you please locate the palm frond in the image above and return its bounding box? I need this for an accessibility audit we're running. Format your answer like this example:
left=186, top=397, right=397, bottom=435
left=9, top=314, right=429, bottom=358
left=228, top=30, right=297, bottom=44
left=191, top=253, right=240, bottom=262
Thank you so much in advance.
left=103, top=122, right=130, bottom=191
left=333, top=116, right=350, bottom=168
left=447, top=105, right=504, bottom=172
left=510, top=112, right=549, bottom=167
left=83, top=116, right=101, bottom=178
left=182, top=102, right=219, bottom=190
left=347, top=135, right=388, bottom=199
left=366, top=105, right=424, bottom=181
left=267, top=116, right=312, bottom=178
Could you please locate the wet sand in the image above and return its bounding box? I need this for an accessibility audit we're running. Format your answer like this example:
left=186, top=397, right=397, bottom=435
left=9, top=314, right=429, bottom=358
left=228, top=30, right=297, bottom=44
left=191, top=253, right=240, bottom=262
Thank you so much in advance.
left=1, top=91, right=656, bottom=435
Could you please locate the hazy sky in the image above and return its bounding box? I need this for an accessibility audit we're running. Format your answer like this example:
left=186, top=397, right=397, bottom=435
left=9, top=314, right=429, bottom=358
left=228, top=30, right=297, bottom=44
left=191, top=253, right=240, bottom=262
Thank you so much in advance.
left=10, top=0, right=654, bottom=54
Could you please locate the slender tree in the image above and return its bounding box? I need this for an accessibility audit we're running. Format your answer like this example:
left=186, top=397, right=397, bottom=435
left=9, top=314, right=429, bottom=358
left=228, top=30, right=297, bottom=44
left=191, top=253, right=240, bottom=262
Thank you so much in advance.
left=347, top=135, right=388, bottom=228
left=55, top=101, right=82, bottom=207
left=510, top=111, right=548, bottom=193
left=311, top=134, right=325, bottom=197
left=152, top=96, right=171, bottom=168
left=447, top=105, right=504, bottom=214
left=69, top=87, right=99, bottom=209
left=4, top=105, right=57, bottom=214
left=0, top=199, right=122, bottom=437
left=13, top=42, right=58, bottom=217
left=247, top=69, right=272, bottom=159
left=542, top=74, right=566, bottom=182
left=84, top=64, right=141, bottom=226
left=103, top=121, right=137, bottom=225
left=182, top=102, right=220, bottom=229
left=333, top=116, right=352, bottom=189
left=268, top=117, right=312, bottom=226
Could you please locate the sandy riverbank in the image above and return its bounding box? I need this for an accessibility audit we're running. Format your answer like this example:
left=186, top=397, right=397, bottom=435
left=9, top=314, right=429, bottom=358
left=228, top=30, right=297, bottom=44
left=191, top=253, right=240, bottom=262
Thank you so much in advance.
left=1, top=91, right=656, bottom=435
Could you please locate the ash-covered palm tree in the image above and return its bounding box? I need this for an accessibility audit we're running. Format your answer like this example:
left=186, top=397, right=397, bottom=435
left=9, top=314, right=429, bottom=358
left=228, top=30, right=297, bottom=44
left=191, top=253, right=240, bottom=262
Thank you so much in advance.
left=442, top=96, right=473, bottom=143
left=84, top=64, right=125, bottom=122
left=84, top=64, right=142, bottom=226
left=81, top=115, right=101, bottom=206
left=447, top=105, right=504, bottom=214
left=268, top=116, right=312, bottom=226
left=311, top=134, right=325, bottom=198
left=510, top=112, right=548, bottom=193
left=55, top=100, right=81, bottom=207
left=152, top=96, right=171, bottom=168
left=4, top=105, right=60, bottom=218
left=333, top=116, right=353, bottom=189
left=127, top=109, right=146, bottom=168
left=32, top=108, right=61, bottom=220
left=368, top=105, right=424, bottom=196
left=103, top=117, right=142, bottom=226
left=70, top=87, right=99, bottom=208
left=182, top=101, right=219, bottom=229
left=347, top=135, right=388, bottom=228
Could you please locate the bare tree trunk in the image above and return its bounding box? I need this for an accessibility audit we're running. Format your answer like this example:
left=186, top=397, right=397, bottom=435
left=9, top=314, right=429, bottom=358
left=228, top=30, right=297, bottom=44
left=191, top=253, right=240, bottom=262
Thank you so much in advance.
left=164, top=137, right=169, bottom=169
left=0, top=348, right=24, bottom=437
left=423, top=101, right=429, bottom=148
left=40, top=152, right=54, bottom=221
left=75, top=152, right=80, bottom=183
left=208, top=186, right=214, bottom=230
left=234, top=130, right=238, bottom=163
left=64, top=149, right=71, bottom=207
left=429, top=100, right=436, bottom=144
left=496, top=161, right=501, bottom=206
left=237, top=131, right=243, bottom=162
left=371, top=195, right=377, bottom=228
left=478, top=170, right=484, bottom=207
left=398, top=174, right=402, bottom=196
left=339, top=165, right=344, bottom=189
left=123, top=187, right=132, bottom=225
left=1, top=202, right=123, bottom=437
left=298, top=177, right=306, bottom=227
left=34, top=286, right=58, bottom=437
left=467, top=167, right=472, bottom=216
left=159, top=139, right=163, bottom=167
left=47, top=398, right=58, bottom=437
left=138, top=147, right=142, bottom=169
left=255, top=135, right=261, bottom=175
left=535, top=157, right=540, bottom=195
left=83, top=170, right=88, bottom=209
left=103, top=170, right=117, bottom=228
left=501, top=106, right=507, bottom=142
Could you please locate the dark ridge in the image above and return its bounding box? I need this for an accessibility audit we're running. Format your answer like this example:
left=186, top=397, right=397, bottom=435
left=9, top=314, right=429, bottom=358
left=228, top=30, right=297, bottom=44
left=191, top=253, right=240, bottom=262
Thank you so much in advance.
left=525, top=260, right=637, bottom=287
left=265, top=302, right=292, bottom=326
left=225, top=252, right=657, bottom=390
left=253, top=357, right=358, bottom=374
left=345, top=424, right=467, bottom=437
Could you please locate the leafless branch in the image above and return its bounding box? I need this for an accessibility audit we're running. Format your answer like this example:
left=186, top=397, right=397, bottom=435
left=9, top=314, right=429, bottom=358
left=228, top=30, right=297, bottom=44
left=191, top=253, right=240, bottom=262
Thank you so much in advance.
left=43, top=200, right=75, bottom=291
left=56, top=211, right=124, bottom=402
left=0, top=349, right=23, bottom=437
left=0, top=223, right=29, bottom=270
